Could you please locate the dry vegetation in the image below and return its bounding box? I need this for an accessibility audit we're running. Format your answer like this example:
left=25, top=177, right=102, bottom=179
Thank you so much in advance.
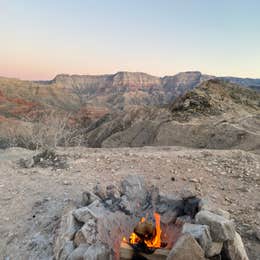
left=0, top=111, right=85, bottom=150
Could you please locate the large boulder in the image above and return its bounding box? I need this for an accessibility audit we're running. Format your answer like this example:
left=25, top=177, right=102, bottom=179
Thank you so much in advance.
left=182, top=223, right=212, bottom=253
left=119, top=175, right=148, bottom=214
left=222, top=232, right=249, bottom=260
left=166, top=234, right=206, bottom=260
left=195, top=210, right=235, bottom=242
left=121, top=175, right=147, bottom=201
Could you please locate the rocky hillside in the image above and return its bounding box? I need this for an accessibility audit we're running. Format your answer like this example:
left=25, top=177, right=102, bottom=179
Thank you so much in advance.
left=0, top=72, right=260, bottom=151
left=220, top=76, right=260, bottom=91
left=83, top=80, right=260, bottom=151
left=1, top=71, right=259, bottom=119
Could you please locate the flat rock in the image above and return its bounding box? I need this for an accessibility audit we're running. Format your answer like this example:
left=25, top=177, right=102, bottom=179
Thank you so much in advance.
left=195, top=210, right=235, bottom=242
left=182, top=223, right=212, bottom=252
left=73, top=207, right=93, bottom=223
left=73, top=200, right=106, bottom=223
left=167, top=234, right=206, bottom=260
left=222, top=232, right=249, bottom=260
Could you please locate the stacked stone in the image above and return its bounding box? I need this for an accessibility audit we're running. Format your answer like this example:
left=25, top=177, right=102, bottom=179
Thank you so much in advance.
left=167, top=199, right=249, bottom=260
left=53, top=175, right=249, bottom=260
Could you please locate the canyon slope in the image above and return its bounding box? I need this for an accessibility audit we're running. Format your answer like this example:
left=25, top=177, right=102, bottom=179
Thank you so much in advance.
left=0, top=72, right=260, bottom=151
left=83, top=79, right=260, bottom=151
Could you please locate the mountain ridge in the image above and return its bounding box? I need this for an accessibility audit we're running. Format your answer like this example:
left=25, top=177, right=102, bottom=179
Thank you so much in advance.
left=0, top=71, right=260, bottom=151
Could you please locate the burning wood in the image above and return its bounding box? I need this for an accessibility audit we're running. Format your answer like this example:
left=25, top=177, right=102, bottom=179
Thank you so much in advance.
left=120, top=242, right=169, bottom=260
left=124, top=212, right=165, bottom=253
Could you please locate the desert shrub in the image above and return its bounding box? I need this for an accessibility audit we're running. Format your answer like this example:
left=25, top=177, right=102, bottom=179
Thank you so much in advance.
left=19, top=149, right=68, bottom=169
left=29, top=111, right=85, bottom=149
left=2, top=111, right=84, bottom=150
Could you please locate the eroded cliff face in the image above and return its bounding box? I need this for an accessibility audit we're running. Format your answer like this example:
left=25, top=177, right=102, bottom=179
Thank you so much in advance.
left=1, top=72, right=260, bottom=151
left=86, top=80, right=260, bottom=151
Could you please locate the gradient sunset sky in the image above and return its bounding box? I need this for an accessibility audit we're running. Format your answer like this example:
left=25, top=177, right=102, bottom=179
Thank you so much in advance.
left=1, top=0, right=260, bottom=80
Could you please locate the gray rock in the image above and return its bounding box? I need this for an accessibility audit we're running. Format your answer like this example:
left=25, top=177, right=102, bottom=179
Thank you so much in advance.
left=199, top=200, right=230, bottom=219
left=255, top=227, right=260, bottom=241
left=77, top=222, right=97, bottom=245
left=68, top=244, right=89, bottom=260
left=118, top=195, right=132, bottom=214
left=206, top=241, right=223, bottom=257
left=73, top=200, right=107, bottom=223
left=167, top=234, right=205, bottom=260
left=82, top=191, right=100, bottom=206
left=157, top=193, right=183, bottom=214
left=106, top=184, right=120, bottom=199
left=83, top=243, right=111, bottom=260
left=54, top=208, right=79, bottom=260
left=87, top=200, right=108, bottom=218
left=73, top=207, right=94, bottom=223
left=121, top=175, right=147, bottom=201
left=161, top=209, right=179, bottom=224
left=93, top=184, right=106, bottom=200
left=58, top=241, right=75, bottom=260
left=182, top=223, right=212, bottom=252
left=120, top=175, right=148, bottom=214
left=74, top=229, right=87, bottom=247
left=176, top=215, right=192, bottom=225
left=222, top=232, right=249, bottom=260
left=20, top=158, right=34, bottom=168
left=179, top=188, right=197, bottom=200
left=195, top=210, right=235, bottom=242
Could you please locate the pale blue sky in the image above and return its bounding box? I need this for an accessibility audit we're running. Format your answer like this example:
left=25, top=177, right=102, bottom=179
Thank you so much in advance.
left=1, top=0, right=260, bottom=79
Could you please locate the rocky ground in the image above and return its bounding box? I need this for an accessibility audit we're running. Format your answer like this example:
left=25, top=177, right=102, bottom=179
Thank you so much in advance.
left=0, top=146, right=259, bottom=260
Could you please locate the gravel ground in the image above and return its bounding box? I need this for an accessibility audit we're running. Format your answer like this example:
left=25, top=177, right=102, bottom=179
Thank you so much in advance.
left=0, top=146, right=259, bottom=260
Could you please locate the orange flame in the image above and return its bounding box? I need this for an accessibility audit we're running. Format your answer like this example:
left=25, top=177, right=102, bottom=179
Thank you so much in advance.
left=127, top=212, right=162, bottom=248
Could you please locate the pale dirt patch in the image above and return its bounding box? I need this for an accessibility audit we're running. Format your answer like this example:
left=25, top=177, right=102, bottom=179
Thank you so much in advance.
left=0, top=146, right=259, bottom=259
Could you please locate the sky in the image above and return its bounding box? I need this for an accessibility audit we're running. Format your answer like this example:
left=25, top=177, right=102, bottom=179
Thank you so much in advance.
left=0, top=0, right=260, bottom=80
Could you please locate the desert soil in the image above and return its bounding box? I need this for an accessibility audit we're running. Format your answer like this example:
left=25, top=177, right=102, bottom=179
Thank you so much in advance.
left=0, top=146, right=259, bottom=260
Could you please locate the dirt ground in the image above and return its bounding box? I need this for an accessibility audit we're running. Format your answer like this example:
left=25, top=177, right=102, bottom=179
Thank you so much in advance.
left=0, top=146, right=259, bottom=260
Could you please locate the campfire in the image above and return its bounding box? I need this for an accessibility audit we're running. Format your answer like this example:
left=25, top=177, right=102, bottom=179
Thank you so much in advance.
left=123, top=213, right=162, bottom=247
left=54, top=175, right=249, bottom=260
left=128, top=213, right=162, bottom=248
left=121, top=212, right=171, bottom=259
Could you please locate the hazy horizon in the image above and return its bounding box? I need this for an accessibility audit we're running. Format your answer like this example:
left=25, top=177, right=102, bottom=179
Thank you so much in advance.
left=1, top=0, right=260, bottom=80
